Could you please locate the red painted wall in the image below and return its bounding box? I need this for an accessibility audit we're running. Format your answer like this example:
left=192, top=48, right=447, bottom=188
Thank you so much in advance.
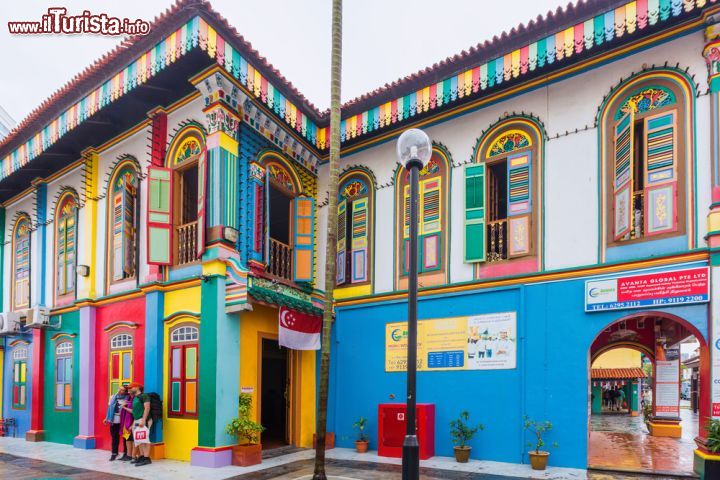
left=93, top=296, right=146, bottom=451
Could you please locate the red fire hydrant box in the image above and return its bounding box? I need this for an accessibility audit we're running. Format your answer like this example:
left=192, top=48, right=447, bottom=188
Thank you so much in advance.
left=378, top=403, right=435, bottom=460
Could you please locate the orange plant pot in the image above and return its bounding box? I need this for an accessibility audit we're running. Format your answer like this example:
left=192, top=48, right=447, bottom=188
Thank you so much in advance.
left=355, top=440, right=369, bottom=453
left=232, top=443, right=262, bottom=467
left=528, top=451, right=549, bottom=470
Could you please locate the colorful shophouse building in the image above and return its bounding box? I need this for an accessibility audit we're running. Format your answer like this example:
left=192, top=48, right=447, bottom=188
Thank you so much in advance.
left=2, top=0, right=720, bottom=474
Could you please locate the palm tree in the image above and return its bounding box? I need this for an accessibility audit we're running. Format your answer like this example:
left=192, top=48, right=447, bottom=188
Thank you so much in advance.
left=313, top=0, right=342, bottom=478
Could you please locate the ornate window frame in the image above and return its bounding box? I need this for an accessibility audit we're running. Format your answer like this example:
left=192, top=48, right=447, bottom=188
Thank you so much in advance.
left=167, top=319, right=200, bottom=419
left=54, top=190, right=79, bottom=305
left=599, top=70, right=694, bottom=260
left=11, top=214, right=31, bottom=312
left=394, top=145, right=451, bottom=290
left=54, top=340, right=74, bottom=411
left=468, top=117, right=544, bottom=276
left=106, top=159, right=139, bottom=291
left=336, top=169, right=375, bottom=290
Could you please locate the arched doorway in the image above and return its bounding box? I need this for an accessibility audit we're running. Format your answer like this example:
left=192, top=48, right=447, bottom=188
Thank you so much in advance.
left=587, top=312, right=707, bottom=476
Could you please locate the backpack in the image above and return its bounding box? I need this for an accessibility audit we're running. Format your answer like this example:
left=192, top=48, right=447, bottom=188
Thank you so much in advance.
left=147, top=392, right=163, bottom=423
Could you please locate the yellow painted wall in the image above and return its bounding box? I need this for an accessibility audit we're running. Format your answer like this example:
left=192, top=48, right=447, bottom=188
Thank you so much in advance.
left=592, top=348, right=642, bottom=369
left=162, top=286, right=201, bottom=461
left=0, top=350, right=4, bottom=414
left=239, top=305, right=316, bottom=448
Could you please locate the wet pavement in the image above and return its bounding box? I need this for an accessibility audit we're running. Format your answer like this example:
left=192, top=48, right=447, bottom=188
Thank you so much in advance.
left=0, top=453, right=693, bottom=480
left=587, top=408, right=698, bottom=476
left=0, top=451, right=135, bottom=479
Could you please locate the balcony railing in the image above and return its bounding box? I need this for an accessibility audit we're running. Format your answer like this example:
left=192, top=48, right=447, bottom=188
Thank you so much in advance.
left=267, top=238, right=293, bottom=281
left=176, top=221, right=198, bottom=266
left=487, top=219, right=507, bottom=263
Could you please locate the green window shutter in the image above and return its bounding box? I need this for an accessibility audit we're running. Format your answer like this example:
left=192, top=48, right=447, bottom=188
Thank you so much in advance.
left=464, top=164, right=486, bottom=262
left=147, top=166, right=173, bottom=265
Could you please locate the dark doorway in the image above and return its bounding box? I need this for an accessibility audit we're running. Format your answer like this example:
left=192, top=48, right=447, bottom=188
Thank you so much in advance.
left=261, top=338, right=288, bottom=448
left=269, top=186, right=291, bottom=245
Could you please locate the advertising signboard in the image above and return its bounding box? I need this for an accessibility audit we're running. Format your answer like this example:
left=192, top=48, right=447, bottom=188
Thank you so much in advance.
left=585, top=267, right=709, bottom=312
left=655, top=359, right=680, bottom=418
left=385, top=312, right=516, bottom=372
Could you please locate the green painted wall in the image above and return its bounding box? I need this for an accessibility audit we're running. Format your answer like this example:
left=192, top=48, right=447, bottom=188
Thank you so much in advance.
left=43, top=311, right=80, bottom=444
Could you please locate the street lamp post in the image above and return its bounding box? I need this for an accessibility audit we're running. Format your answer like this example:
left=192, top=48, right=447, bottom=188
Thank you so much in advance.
left=396, top=128, right=432, bottom=480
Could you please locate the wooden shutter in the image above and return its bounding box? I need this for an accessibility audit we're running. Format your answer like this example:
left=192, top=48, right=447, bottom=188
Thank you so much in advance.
left=113, top=182, right=136, bottom=280
left=147, top=166, right=173, bottom=265
left=336, top=197, right=347, bottom=284
left=419, top=178, right=441, bottom=272
left=351, top=198, right=368, bottom=283
left=57, top=217, right=67, bottom=293
left=196, top=148, right=207, bottom=258
left=464, top=164, right=486, bottom=262
left=123, top=183, right=136, bottom=276
left=613, top=111, right=634, bottom=241
left=643, top=109, right=678, bottom=236
left=507, top=152, right=532, bottom=258
left=292, top=196, right=315, bottom=282
left=253, top=183, right=264, bottom=253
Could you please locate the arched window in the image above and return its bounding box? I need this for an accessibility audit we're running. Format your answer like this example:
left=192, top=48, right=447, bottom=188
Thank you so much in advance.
left=55, top=192, right=78, bottom=300
left=168, top=323, right=199, bottom=417
left=55, top=341, right=73, bottom=409
left=260, top=155, right=315, bottom=284
left=600, top=72, right=693, bottom=255
left=147, top=126, right=206, bottom=267
left=109, top=164, right=138, bottom=283
left=109, top=333, right=133, bottom=395
left=465, top=119, right=543, bottom=274
left=12, top=215, right=31, bottom=311
left=336, top=171, right=374, bottom=287
left=12, top=346, right=28, bottom=409
left=395, top=147, right=450, bottom=289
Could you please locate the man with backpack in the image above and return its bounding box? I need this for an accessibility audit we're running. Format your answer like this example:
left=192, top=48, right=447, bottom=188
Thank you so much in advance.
left=126, top=382, right=158, bottom=467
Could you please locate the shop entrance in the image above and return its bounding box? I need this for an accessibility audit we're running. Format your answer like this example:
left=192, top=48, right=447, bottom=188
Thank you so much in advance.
left=586, top=312, right=706, bottom=476
left=260, top=338, right=289, bottom=448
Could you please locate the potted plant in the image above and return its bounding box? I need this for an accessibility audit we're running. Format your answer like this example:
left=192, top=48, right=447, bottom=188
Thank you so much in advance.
left=642, top=402, right=653, bottom=434
left=354, top=417, right=369, bottom=453
left=226, top=393, right=265, bottom=466
left=708, top=419, right=720, bottom=453
left=524, top=415, right=557, bottom=470
left=449, top=411, right=483, bottom=463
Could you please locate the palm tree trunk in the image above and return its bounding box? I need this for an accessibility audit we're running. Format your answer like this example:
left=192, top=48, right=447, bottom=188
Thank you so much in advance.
left=313, top=0, right=342, bottom=478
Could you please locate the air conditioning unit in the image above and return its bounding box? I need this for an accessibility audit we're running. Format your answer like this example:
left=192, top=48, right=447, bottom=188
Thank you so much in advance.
left=0, top=311, right=23, bottom=335
left=25, top=305, right=51, bottom=328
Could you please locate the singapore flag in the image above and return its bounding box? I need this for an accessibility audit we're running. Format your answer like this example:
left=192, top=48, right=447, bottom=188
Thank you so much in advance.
left=278, top=307, right=321, bottom=350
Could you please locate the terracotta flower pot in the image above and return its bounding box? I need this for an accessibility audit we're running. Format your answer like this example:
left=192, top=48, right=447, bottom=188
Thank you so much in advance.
left=454, top=446, right=471, bottom=463
left=232, top=443, right=262, bottom=467
left=312, top=431, right=335, bottom=450
left=528, top=451, right=549, bottom=470
left=355, top=440, right=369, bottom=453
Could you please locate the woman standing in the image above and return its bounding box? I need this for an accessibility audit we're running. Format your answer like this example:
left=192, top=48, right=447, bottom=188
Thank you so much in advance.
left=103, top=385, right=131, bottom=461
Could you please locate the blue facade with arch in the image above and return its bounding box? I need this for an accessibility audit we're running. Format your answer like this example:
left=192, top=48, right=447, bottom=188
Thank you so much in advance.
left=327, top=260, right=709, bottom=469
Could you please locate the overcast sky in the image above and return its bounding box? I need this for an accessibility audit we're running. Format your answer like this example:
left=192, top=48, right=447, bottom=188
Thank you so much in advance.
left=1, top=0, right=564, bottom=124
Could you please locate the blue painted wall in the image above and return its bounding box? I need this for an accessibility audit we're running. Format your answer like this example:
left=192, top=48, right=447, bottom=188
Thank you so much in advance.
left=2, top=334, right=33, bottom=437
left=329, top=264, right=708, bottom=469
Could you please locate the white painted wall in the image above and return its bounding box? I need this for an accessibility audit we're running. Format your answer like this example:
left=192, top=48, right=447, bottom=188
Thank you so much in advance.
left=317, top=29, right=712, bottom=290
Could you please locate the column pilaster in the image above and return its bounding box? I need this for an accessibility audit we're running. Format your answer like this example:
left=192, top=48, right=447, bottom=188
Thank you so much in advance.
left=78, top=149, right=98, bottom=300
left=73, top=305, right=96, bottom=448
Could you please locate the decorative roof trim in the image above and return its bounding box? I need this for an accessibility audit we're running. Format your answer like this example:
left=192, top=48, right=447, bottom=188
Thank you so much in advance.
left=0, top=0, right=716, bottom=181
left=336, top=0, right=713, bottom=146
